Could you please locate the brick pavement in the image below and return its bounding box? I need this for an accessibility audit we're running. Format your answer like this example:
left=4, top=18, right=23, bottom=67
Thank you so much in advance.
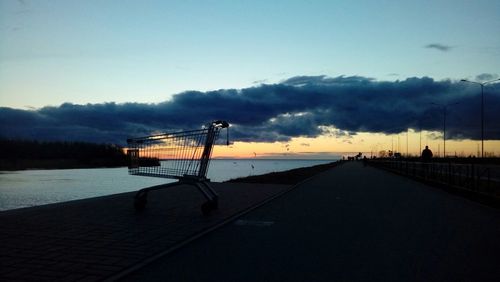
left=0, top=182, right=290, bottom=281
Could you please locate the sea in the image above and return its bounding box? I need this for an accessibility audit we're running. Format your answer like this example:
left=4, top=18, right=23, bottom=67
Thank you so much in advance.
left=0, top=159, right=337, bottom=211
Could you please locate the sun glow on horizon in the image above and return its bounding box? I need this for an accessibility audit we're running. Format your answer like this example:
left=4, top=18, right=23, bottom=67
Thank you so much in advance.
left=212, top=131, right=500, bottom=159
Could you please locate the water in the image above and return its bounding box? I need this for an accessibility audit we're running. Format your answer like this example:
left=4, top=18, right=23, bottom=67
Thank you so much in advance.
left=0, top=159, right=336, bottom=211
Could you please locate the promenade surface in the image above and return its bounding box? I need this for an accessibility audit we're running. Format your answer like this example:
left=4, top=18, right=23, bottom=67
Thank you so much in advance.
left=123, top=162, right=500, bottom=282
left=0, top=181, right=291, bottom=281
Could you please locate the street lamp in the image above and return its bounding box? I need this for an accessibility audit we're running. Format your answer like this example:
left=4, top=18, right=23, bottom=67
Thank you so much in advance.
left=431, top=102, right=459, bottom=158
left=461, top=78, right=500, bottom=158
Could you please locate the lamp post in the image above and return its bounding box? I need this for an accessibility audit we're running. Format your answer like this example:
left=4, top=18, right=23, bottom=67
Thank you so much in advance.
left=406, top=128, right=409, bottom=157
left=461, top=78, right=500, bottom=158
left=432, top=102, right=459, bottom=158
left=419, top=129, right=422, bottom=156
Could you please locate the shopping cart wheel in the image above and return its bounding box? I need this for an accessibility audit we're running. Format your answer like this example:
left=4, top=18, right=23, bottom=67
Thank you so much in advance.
left=134, top=193, right=148, bottom=211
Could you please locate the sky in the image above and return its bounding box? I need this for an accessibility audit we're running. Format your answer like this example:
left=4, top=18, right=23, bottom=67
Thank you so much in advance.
left=1, top=0, right=500, bottom=157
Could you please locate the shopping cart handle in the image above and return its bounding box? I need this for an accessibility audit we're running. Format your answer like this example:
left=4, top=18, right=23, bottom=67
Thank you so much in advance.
left=213, top=120, right=229, bottom=128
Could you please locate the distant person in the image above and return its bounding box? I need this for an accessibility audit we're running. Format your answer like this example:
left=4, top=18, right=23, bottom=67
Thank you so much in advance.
left=421, top=146, right=433, bottom=162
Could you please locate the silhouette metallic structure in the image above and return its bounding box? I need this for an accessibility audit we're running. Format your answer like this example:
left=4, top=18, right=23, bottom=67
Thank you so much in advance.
left=127, top=120, right=229, bottom=214
left=431, top=102, right=459, bottom=158
left=461, top=78, right=500, bottom=158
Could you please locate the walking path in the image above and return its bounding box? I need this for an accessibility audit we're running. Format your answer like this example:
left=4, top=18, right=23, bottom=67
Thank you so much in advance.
left=123, top=162, right=500, bottom=282
left=0, top=182, right=290, bottom=281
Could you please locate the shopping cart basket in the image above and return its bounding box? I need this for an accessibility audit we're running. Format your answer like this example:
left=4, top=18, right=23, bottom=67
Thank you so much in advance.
left=127, top=120, right=229, bottom=214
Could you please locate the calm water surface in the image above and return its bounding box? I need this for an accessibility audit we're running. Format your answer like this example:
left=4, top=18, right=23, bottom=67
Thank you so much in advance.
left=0, top=159, right=336, bottom=211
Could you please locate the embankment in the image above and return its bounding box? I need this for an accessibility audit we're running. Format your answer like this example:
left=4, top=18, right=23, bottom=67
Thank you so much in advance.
left=226, top=160, right=343, bottom=185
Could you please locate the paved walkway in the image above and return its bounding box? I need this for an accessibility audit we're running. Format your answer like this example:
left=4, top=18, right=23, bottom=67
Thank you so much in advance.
left=0, top=182, right=290, bottom=281
left=123, top=162, right=500, bottom=282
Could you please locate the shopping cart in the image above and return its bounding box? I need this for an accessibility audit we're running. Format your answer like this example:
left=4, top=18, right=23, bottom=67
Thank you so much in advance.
left=127, top=120, right=229, bottom=214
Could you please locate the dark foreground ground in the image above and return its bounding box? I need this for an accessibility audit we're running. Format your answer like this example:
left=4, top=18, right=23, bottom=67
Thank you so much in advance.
left=0, top=182, right=291, bottom=281
left=2, top=161, right=500, bottom=281
left=124, top=161, right=500, bottom=282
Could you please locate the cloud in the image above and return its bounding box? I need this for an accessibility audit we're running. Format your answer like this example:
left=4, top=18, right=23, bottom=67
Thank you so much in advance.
left=475, top=73, right=499, bottom=82
left=425, top=43, right=452, bottom=52
left=1, top=75, right=499, bottom=145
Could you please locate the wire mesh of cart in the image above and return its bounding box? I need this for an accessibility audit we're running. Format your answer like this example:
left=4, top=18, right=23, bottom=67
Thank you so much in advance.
left=127, top=120, right=229, bottom=214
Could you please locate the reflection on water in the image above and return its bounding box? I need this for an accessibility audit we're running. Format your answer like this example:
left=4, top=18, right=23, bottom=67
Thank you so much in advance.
left=0, top=159, right=336, bottom=211
left=0, top=168, right=169, bottom=211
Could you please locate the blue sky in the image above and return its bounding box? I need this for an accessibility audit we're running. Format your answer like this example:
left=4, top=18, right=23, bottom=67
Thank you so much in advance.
left=1, top=0, right=499, bottom=109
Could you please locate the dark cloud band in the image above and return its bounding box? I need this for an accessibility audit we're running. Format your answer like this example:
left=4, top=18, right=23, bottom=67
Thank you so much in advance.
left=1, top=75, right=499, bottom=144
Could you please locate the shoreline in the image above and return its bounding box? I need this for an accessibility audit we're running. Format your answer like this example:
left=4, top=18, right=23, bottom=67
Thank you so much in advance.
left=1, top=158, right=339, bottom=172
left=226, top=160, right=343, bottom=185
left=0, top=159, right=127, bottom=171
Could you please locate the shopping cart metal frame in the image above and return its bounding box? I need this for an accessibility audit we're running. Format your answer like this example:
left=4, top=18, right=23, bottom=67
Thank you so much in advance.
left=127, top=120, right=229, bottom=214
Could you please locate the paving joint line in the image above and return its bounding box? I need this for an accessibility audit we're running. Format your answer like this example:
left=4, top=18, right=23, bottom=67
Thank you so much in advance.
left=105, top=168, right=333, bottom=281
